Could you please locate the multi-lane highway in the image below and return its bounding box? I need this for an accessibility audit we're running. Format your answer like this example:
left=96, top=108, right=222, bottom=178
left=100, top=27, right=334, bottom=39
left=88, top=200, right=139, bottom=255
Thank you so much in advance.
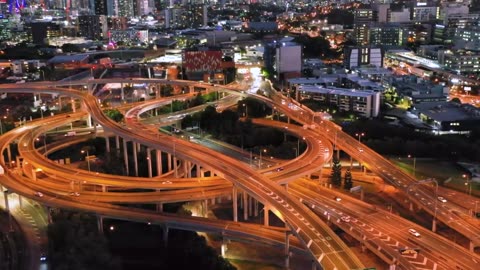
left=0, top=83, right=364, bottom=269
left=0, top=78, right=479, bottom=269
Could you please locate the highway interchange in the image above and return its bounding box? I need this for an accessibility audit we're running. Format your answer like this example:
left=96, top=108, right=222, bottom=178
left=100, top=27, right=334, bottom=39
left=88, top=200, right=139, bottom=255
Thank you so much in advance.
left=0, top=78, right=479, bottom=270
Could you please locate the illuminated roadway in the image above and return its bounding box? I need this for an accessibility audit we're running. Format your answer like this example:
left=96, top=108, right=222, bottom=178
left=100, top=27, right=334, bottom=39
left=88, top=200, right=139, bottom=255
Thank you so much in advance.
left=22, top=110, right=480, bottom=269
left=0, top=83, right=364, bottom=269
left=0, top=78, right=480, bottom=268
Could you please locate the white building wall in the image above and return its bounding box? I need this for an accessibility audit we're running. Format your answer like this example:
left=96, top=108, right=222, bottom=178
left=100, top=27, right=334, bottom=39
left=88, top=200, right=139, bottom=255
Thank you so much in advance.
left=389, top=9, right=410, bottom=23
left=370, top=48, right=383, bottom=67
left=276, top=45, right=302, bottom=75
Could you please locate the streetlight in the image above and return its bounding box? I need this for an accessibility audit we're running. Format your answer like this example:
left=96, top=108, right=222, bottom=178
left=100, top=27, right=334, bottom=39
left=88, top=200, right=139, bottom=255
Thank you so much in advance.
left=81, top=150, right=91, bottom=172
left=408, top=154, right=416, bottom=178
left=242, top=103, right=248, bottom=117
left=463, top=174, right=472, bottom=196
left=259, top=149, right=267, bottom=169
left=355, top=132, right=365, bottom=142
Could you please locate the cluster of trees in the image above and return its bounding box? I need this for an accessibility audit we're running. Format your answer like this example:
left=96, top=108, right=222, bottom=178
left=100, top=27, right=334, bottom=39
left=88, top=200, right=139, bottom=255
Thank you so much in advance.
left=330, top=156, right=353, bottom=190
left=157, top=92, right=218, bottom=114
left=342, top=118, right=480, bottom=162
left=104, top=109, right=124, bottom=123
left=47, top=210, right=122, bottom=270
left=294, top=35, right=341, bottom=59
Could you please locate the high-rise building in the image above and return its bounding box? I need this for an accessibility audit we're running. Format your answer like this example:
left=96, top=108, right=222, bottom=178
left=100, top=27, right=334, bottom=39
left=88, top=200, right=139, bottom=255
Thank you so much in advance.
left=94, top=0, right=108, bottom=15
left=78, top=15, right=107, bottom=40
left=29, top=22, right=62, bottom=44
left=354, top=7, right=375, bottom=45
left=344, top=46, right=384, bottom=69
left=117, top=0, right=133, bottom=17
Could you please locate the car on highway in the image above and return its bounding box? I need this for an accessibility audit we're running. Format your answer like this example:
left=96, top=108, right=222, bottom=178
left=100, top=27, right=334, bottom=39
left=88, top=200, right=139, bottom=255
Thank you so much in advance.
left=437, top=196, right=447, bottom=203
left=34, top=192, right=44, bottom=197
left=334, top=197, right=342, bottom=202
left=340, top=216, right=351, bottom=222
left=40, top=253, right=47, bottom=262
left=408, top=228, right=421, bottom=237
left=276, top=167, right=284, bottom=172
left=69, top=192, right=80, bottom=197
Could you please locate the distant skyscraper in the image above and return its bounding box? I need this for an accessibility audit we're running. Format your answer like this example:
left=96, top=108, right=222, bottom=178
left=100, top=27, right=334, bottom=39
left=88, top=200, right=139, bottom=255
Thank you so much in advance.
left=117, top=0, right=133, bottom=17
left=94, top=0, right=108, bottom=15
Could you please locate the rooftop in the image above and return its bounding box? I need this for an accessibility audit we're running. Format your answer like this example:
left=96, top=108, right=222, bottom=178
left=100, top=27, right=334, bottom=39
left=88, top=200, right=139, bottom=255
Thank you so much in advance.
left=48, top=54, right=89, bottom=64
left=299, top=85, right=377, bottom=98
left=414, top=102, right=480, bottom=122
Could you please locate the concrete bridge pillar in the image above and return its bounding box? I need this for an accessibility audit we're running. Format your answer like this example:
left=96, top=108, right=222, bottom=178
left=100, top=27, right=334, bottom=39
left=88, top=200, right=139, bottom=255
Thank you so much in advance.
left=123, top=139, right=129, bottom=176
left=173, top=157, right=178, bottom=178
left=243, top=191, right=248, bottom=221
left=115, top=136, right=120, bottom=153
left=254, top=199, right=259, bottom=217
left=285, top=230, right=291, bottom=269
left=156, top=202, right=163, bottom=212
left=147, top=148, right=152, bottom=178
left=156, top=150, right=162, bottom=176
left=133, top=142, right=138, bottom=176
left=7, top=145, right=11, bottom=164
left=183, top=161, right=188, bottom=177
left=105, top=136, right=110, bottom=153
left=86, top=115, right=92, bottom=127
left=232, top=186, right=238, bottom=222
left=97, top=216, right=103, bottom=234
left=264, top=206, right=269, bottom=226
left=102, top=185, right=107, bottom=192
left=167, top=153, right=172, bottom=170
left=3, top=190, right=9, bottom=212
left=248, top=195, right=252, bottom=217
left=18, top=195, right=23, bottom=209
left=470, top=241, right=475, bottom=252
left=163, top=226, right=169, bottom=246
left=204, top=199, right=208, bottom=216
left=432, top=219, right=437, bottom=232
left=71, top=99, right=76, bottom=112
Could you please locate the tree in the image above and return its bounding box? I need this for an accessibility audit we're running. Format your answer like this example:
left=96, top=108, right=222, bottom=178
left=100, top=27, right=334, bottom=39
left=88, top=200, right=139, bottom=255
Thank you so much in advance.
left=450, top=97, right=461, bottom=104
left=104, top=109, right=124, bottom=123
left=330, top=156, right=342, bottom=187
left=344, top=169, right=353, bottom=190
left=61, top=43, right=82, bottom=53
left=48, top=211, right=121, bottom=270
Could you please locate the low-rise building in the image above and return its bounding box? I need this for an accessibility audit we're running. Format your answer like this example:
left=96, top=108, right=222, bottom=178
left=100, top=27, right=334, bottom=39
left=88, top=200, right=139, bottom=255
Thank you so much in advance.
left=344, top=46, right=384, bottom=69
left=297, top=85, right=381, bottom=118
left=438, top=50, right=480, bottom=74
left=11, top=60, right=45, bottom=75
left=411, top=101, right=480, bottom=134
